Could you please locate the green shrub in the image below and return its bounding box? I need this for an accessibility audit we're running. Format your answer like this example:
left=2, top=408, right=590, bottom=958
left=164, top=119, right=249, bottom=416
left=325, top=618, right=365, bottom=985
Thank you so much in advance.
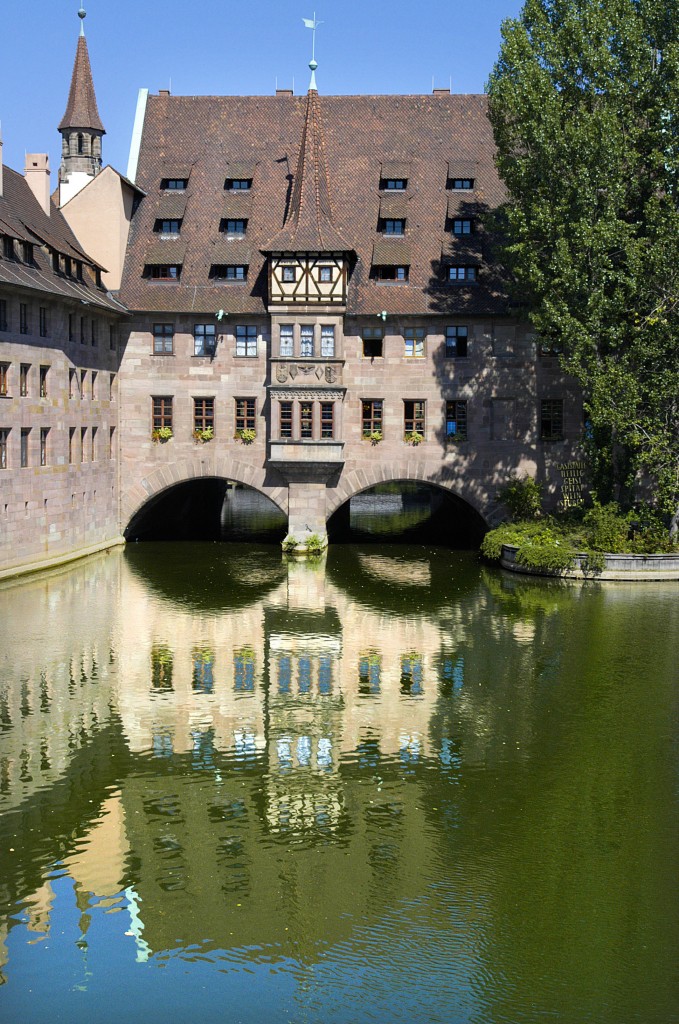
left=582, top=502, right=630, bottom=552
left=498, top=475, right=543, bottom=520
left=305, top=533, right=324, bottom=553
left=282, top=534, right=298, bottom=552
left=514, top=539, right=576, bottom=573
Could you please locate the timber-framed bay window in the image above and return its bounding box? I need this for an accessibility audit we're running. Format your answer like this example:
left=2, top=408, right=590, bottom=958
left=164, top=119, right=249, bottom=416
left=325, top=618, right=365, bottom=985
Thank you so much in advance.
left=404, top=400, right=425, bottom=439
left=276, top=398, right=337, bottom=441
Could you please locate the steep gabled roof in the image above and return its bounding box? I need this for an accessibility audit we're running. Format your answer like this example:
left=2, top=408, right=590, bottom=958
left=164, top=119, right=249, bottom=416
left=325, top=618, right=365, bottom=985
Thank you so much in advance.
left=263, top=88, right=351, bottom=253
left=58, top=35, right=105, bottom=134
left=0, top=166, right=126, bottom=313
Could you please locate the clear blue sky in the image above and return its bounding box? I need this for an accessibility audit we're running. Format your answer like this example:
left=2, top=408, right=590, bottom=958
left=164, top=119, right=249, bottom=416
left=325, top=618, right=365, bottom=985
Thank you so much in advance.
left=1, top=0, right=523, bottom=179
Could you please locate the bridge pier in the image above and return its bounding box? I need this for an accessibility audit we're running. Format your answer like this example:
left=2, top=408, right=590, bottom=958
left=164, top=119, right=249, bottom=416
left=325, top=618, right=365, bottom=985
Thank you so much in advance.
left=287, top=481, right=329, bottom=547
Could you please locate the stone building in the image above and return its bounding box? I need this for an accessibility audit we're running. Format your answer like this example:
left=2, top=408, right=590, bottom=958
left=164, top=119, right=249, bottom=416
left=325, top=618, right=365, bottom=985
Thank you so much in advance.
left=0, top=152, right=126, bottom=577
left=0, top=13, right=582, bottom=575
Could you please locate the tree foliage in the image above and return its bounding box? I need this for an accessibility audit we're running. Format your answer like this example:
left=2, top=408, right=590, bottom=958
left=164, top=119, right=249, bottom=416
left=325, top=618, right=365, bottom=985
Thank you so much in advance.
left=487, top=0, right=679, bottom=527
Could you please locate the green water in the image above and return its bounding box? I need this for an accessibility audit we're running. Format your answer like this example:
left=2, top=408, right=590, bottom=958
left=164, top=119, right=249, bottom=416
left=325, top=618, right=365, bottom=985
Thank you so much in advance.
left=0, top=544, right=677, bottom=1023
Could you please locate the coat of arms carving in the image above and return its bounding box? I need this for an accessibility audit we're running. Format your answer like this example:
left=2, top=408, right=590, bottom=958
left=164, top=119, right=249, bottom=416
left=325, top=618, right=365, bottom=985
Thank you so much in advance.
left=276, top=364, right=288, bottom=383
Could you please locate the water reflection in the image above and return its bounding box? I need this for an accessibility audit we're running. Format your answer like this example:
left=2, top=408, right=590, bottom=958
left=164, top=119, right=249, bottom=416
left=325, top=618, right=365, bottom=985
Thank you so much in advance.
left=0, top=546, right=678, bottom=1023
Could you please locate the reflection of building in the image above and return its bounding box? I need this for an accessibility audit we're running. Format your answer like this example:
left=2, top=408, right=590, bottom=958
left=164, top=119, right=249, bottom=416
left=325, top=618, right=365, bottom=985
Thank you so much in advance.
left=0, top=554, right=120, bottom=813
left=1, top=10, right=585, bottom=577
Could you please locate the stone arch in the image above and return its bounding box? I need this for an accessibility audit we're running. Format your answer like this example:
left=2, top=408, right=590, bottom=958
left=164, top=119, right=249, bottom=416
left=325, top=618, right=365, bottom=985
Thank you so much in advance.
left=325, top=459, right=497, bottom=526
left=121, top=453, right=288, bottom=532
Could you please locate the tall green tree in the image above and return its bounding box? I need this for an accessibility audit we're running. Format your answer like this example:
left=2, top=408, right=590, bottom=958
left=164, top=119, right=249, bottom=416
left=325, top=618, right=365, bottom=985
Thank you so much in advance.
left=487, top=0, right=679, bottom=531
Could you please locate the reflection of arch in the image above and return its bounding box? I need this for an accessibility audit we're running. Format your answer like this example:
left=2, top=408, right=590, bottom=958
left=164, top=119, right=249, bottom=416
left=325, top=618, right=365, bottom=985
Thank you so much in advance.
left=121, top=455, right=289, bottom=530
left=326, top=461, right=492, bottom=524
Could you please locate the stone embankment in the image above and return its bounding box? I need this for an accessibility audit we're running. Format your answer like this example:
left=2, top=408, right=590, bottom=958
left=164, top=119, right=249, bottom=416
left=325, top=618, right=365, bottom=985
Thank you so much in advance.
left=500, top=544, right=679, bottom=581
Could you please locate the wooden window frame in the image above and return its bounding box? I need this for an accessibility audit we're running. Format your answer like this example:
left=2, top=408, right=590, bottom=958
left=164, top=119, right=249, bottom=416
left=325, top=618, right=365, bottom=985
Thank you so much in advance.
left=152, top=396, right=173, bottom=431
left=235, top=397, right=256, bottom=434
left=194, top=396, right=215, bottom=433
left=446, top=400, right=468, bottom=441
left=362, top=399, right=383, bottom=437
left=403, top=400, right=426, bottom=438
left=235, top=325, right=257, bottom=357
left=540, top=399, right=564, bottom=441
left=279, top=400, right=293, bottom=439
left=404, top=327, right=425, bottom=358
left=153, top=323, right=174, bottom=355
left=445, top=326, right=468, bottom=358
left=194, top=324, right=216, bottom=357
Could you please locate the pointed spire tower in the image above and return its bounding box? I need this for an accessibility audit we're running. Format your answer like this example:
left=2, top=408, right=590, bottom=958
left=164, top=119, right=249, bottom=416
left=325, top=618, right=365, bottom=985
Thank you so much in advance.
left=264, top=53, right=353, bottom=306
left=58, top=6, right=106, bottom=205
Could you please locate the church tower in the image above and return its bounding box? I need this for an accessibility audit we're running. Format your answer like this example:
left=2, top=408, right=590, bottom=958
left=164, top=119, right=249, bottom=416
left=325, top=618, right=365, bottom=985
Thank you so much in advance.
left=58, top=7, right=105, bottom=206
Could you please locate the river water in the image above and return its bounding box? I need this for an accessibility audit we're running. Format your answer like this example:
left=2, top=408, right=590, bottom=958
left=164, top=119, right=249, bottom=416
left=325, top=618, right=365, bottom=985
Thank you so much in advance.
left=0, top=543, right=677, bottom=1024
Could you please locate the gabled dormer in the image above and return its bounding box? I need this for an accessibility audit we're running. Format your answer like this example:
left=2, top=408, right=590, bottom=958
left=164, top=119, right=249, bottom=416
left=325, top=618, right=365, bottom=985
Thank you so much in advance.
left=262, top=66, right=353, bottom=307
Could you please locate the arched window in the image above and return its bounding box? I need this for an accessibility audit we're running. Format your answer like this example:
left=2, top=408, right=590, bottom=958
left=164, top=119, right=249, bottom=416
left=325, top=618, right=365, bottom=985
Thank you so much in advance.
left=77, top=133, right=84, bottom=155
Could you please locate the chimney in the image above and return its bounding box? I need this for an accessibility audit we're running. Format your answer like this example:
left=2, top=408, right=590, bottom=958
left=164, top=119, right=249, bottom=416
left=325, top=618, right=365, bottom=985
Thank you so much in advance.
left=433, top=88, right=451, bottom=95
left=25, top=154, right=51, bottom=216
left=276, top=88, right=294, bottom=96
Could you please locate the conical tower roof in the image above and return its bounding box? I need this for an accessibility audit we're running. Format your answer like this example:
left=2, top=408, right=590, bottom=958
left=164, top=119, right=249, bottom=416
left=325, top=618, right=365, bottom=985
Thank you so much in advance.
left=264, top=86, right=351, bottom=252
left=58, top=33, right=105, bottom=134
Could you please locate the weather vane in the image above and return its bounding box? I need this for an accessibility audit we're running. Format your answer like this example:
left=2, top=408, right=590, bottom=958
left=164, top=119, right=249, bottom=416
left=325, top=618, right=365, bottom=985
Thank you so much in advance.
left=302, top=13, right=323, bottom=64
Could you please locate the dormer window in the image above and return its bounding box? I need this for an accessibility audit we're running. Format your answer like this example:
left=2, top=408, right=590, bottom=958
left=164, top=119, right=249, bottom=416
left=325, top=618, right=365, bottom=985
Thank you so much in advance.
left=282, top=266, right=297, bottom=283
left=382, top=178, right=407, bottom=191
left=221, top=219, right=247, bottom=237
left=225, top=178, right=251, bottom=191
left=448, top=266, right=477, bottom=283
left=51, top=250, right=60, bottom=273
left=451, top=178, right=474, bottom=190
left=148, top=264, right=182, bottom=280
left=23, top=242, right=34, bottom=264
left=155, top=219, right=182, bottom=235
left=211, top=264, right=247, bottom=281
left=383, top=219, right=405, bottom=235
left=318, top=266, right=334, bottom=282
left=376, top=265, right=409, bottom=282
left=452, top=219, right=473, bottom=235
left=64, top=256, right=72, bottom=277
left=76, top=261, right=84, bottom=281
left=3, top=237, right=15, bottom=260
left=161, top=178, right=187, bottom=191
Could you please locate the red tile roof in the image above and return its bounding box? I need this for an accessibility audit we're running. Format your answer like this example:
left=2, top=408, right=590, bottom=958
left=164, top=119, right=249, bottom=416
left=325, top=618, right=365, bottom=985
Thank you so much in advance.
left=0, top=165, right=125, bottom=313
left=120, top=92, right=509, bottom=317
